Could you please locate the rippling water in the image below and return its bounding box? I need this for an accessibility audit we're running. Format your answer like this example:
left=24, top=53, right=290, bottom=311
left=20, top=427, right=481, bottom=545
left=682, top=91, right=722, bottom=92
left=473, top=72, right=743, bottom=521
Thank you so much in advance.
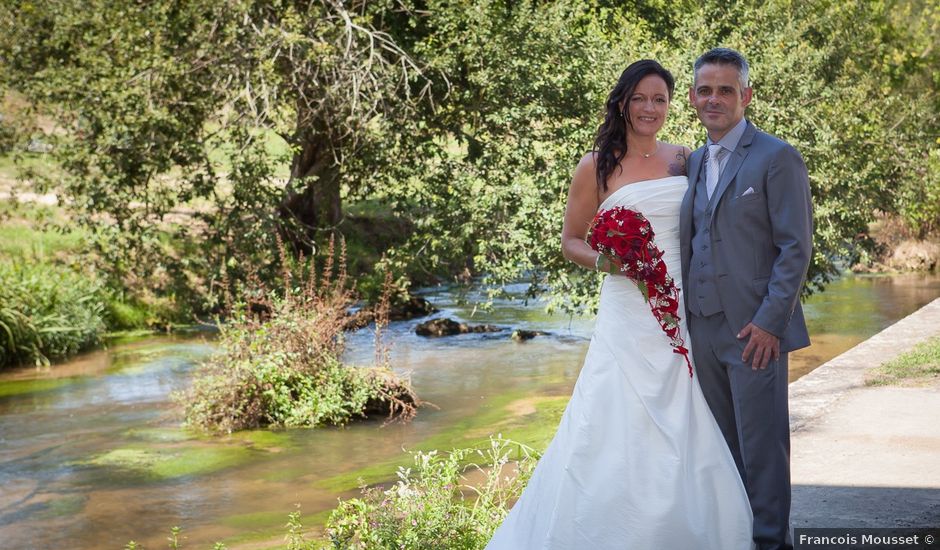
left=0, top=273, right=937, bottom=548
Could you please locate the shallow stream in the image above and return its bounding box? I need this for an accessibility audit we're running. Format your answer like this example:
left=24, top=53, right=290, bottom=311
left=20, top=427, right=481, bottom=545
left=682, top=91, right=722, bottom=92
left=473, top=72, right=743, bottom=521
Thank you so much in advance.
left=1, top=273, right=938, bottom=548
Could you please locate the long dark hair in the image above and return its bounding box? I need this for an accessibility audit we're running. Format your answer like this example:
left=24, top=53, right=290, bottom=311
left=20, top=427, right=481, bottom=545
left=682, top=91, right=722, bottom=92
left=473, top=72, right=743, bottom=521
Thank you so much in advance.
left=593, top=60, right=675, bottom=192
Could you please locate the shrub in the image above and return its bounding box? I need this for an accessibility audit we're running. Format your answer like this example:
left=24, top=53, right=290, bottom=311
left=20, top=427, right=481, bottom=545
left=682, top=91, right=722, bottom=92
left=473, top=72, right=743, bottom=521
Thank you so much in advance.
left=180, top=238, right=418, bottom=432
left=325, top=437, right=539, bottom=550
left=0, top=261, right=106, bottom=367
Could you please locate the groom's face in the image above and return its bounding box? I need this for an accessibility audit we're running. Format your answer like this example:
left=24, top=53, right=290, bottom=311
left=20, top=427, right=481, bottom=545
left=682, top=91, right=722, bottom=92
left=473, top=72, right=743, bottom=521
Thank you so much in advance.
left=689, top=63, right=752, bottom=141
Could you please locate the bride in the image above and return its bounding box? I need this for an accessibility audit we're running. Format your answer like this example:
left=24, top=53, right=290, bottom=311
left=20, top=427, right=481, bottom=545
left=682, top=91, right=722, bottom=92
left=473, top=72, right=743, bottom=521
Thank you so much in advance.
left=485, top=60, right=754, bottom=549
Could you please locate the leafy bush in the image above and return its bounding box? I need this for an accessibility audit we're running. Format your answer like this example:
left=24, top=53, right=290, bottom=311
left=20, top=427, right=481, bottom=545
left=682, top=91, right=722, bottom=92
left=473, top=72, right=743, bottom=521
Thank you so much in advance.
left=0, top=261, right=107, bottom=367
left=180, top=239, right=418, bottom=433
left=897, top=147, right=940, bottom=239
left=183, top=346, right=415, bottom=432
left=326, top=438, right=538, bottom=550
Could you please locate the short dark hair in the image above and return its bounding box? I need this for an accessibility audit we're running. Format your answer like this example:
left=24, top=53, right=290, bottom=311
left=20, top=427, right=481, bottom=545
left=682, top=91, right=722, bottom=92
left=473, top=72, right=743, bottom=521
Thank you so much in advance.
left=694, top=48, right=750, bottom=91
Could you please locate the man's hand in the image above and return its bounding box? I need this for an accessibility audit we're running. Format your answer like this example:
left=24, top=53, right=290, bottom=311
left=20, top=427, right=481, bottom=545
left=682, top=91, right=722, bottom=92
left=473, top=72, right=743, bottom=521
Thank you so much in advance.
left=738, top=323, right=780, bottom=370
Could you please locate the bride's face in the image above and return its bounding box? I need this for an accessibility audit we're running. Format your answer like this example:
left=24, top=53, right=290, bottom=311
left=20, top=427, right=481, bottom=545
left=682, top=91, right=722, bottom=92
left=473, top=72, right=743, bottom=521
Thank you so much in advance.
left=623, top=75, right=670, bottom=138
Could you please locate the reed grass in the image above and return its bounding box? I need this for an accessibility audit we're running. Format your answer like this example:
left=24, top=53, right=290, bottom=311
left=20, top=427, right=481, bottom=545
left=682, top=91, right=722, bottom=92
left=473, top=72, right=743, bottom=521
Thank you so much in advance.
left=0, top=261, right=106, bottom=367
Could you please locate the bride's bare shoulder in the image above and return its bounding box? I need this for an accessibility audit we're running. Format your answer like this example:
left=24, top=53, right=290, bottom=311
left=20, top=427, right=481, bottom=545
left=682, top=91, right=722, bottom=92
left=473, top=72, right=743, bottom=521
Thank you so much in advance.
left=576, top=151, right=598, bottom=170
left=570, top=151, right=599, bottom=188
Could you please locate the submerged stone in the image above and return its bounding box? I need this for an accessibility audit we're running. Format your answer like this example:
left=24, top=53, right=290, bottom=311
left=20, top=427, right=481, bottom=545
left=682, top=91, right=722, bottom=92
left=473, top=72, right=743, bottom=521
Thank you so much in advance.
left=511, top=329, right=549, bottom=341
left=415, top=318, right=501, bottom=337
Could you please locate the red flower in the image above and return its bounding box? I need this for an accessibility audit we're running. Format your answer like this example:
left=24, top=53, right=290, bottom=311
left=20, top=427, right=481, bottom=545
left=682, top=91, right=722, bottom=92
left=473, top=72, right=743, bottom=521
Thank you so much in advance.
left=587, top=207, right=693, bottom=377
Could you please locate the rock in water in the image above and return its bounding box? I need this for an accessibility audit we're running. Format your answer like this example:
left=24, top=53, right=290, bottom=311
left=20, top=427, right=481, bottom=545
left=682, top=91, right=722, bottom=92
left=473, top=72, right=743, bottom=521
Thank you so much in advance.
left=390, top=296, right=438, bottom=321
left=415, top=318, right=501, bottom=337
left=511, top=329, right=548, bottom=341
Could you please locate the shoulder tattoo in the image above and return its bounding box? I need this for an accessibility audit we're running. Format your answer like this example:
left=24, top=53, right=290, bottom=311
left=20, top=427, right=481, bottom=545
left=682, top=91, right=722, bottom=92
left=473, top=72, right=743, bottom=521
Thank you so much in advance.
left=668, top=148, right=688, bottom=177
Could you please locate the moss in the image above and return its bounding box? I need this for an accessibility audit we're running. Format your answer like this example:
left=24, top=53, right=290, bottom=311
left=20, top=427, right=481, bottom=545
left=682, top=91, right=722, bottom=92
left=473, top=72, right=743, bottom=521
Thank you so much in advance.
left=123, top=428, right=195, bottom=443
left=217, top=509, right=329, bottom=548
left=236, top=429, right=294, bottom=451
left=35, top=494, right=86, bottom=519
left=104, top=330, right=161, bottom=345
left=89, top=448, right=157, bottom=469
left=86, top=444, right=252, bottom=479
left=150, top=446, right=250, bottom=478
left=316, top=390, right=569, bottom=492
left=220, top=510, right=290, bottom=530
left=107, top=342, right=214, bottom=374
left=0, top=377, right=73, bottom=398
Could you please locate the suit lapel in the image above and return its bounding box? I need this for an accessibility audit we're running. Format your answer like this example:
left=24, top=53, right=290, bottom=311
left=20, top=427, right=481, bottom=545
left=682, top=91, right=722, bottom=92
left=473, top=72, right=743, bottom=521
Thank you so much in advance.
left=681, top=148, right=703, bottom=237
left=710, top=121, right=756, bottom=207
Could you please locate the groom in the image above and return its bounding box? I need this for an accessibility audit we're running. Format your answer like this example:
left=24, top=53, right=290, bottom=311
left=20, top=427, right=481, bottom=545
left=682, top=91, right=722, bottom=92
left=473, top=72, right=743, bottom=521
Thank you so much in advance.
left=680, top=48, right=813, bottom=550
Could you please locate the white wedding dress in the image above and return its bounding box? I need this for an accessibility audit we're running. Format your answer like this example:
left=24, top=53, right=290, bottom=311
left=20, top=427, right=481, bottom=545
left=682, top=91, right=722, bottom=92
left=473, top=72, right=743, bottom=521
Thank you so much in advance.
left=486, top=176, right=754, bottom=549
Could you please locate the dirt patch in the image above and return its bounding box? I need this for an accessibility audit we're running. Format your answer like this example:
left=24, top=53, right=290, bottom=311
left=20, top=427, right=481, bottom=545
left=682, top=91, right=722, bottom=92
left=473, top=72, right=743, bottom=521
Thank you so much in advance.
left=854, top=213, right=940, bottom=273
left=885, top=239, right=940, bottom=272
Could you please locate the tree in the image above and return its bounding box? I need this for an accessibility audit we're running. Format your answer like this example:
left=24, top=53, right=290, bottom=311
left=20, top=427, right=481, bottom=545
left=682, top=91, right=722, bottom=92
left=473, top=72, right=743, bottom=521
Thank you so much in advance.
left=0, top=0, right=435, bottom=309
left=2, top=0, right=935, bottom=318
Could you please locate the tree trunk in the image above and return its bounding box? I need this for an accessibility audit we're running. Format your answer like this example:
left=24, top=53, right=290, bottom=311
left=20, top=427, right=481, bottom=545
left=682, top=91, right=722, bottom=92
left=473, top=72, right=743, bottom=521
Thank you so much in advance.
left=278, top=137, right=342, bottom=254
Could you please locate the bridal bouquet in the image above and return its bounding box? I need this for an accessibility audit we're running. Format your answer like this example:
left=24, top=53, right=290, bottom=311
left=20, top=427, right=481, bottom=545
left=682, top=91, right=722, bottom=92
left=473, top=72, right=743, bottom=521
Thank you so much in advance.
left=587, top=206, right=693, bottom=377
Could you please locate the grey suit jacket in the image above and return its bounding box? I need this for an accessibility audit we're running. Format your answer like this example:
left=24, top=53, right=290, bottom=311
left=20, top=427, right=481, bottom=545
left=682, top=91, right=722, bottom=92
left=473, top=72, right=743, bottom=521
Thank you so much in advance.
left=680, top=121, right=813, bottom=353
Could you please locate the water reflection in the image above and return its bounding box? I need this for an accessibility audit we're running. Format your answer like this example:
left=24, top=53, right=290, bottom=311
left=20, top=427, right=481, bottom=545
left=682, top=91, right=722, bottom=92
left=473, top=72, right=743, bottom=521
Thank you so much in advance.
left=0, top=273, right=937, bottom=548
left=791, top=273, right=940, bottom=379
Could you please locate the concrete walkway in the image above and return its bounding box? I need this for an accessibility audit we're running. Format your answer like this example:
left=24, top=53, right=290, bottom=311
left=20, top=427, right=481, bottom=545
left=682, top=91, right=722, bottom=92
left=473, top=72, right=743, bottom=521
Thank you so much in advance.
left=789, top=297, right=940, bottom=530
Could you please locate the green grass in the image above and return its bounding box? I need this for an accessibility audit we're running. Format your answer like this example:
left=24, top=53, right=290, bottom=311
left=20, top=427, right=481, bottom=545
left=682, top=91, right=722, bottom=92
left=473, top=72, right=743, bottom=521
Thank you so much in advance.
left=866, top=336, right=940, bottom=386
left=0, top=151, right=58, bottom=180
left=0, top=203, right=88, bottom=261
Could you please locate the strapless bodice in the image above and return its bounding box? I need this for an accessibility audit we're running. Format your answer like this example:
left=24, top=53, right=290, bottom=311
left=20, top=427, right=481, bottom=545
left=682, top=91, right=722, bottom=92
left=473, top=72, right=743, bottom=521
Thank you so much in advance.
left=598, top=175, right=687, bottom=276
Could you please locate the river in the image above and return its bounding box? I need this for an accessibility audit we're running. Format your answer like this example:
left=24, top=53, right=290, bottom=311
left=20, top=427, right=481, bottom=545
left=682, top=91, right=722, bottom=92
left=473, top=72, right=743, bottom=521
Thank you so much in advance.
left=1, top=273, right=938, bottom=548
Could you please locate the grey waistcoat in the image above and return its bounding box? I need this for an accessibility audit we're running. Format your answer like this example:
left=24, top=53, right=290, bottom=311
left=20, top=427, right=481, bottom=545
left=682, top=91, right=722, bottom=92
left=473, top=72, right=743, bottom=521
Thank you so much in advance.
left=687, top=168, right=723, bottom=317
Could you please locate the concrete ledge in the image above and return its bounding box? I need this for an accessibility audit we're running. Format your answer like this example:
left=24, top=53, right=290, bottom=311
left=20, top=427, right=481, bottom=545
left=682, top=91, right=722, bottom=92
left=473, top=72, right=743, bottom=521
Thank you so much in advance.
left=789, top=297, right=940, bottom=432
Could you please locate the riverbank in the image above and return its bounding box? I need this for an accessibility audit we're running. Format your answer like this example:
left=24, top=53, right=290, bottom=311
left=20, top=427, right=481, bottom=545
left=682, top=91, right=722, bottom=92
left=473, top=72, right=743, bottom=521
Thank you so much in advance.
left=790, top=297, right=940, bottom=531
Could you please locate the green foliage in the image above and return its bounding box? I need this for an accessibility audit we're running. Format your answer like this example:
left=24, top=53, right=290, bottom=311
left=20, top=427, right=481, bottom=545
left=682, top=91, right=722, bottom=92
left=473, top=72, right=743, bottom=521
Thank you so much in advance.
left=371, top=0, right=633, bottom=311
left=886, top=0, right=940, bottom=238
left=0, top=203, right=177, bottom=331
left=180, top=243, right=418, bottom=432
left=0, top=261, right=106, bottom=367
left=370, top=0, right=939, bottom=309
left=2, top=0, right=936, bottom=317
left=325, top=437, right=538, bottom=550
left=0, top=0, right=430, bottom=314
left=105, top=299, right=150, bottom=330
left=866, top=336, right=940, bottom=386
left=184, top=344, right=410, bottom=432
left=1, top=0, right=277, bottom=314
left=897, top=147, right=940, bottom=239
left=0, top=203, right=87, bottom=260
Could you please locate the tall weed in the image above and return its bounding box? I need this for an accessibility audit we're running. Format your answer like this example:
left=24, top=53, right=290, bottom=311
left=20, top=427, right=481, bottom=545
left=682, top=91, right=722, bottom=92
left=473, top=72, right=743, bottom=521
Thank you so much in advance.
left=0, top=261, right=106, bottom=367
left=326, top=437, right=539, bottom=549
left=180, top=237, right=418, bottom=432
